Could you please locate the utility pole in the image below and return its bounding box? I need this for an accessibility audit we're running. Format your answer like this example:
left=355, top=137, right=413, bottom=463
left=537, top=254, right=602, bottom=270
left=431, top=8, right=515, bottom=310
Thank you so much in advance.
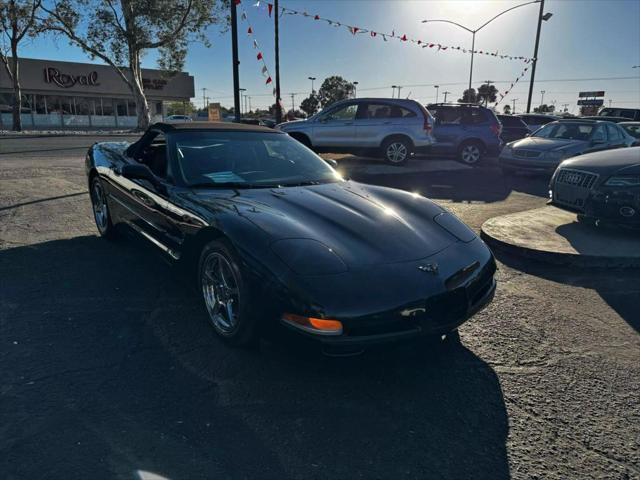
left=396, top=86, right=402, bottom=98
left=434, top=85, right=439, bottom=103
left=527, top=0, right=549, bottom=113
left=512, top=98, right=518, bottom=113
left=239, top=88, right=246, bottom=117
left=290, top=93, right=296, bottom=112
left=562, top=103, right=570, bottom=112
left=201, top=88, right=208, bottom=109
left=540, top=90, right=545, bottom=107
left=608, top=99, right=612, bottom=107
left=353, top=81, right=359, bottom=98
left=230, top=1, right=241, bottom=122
left=443, top=91, right=450, bottom=103
left=391, top=85, right=397, bottom=98
left=274, top=0, right=282, bottom=123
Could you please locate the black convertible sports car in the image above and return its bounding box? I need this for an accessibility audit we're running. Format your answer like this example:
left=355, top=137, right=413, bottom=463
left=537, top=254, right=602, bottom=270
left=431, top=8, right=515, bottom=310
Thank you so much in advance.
left=86, top=122, right=496, bottom=353
left=549, top=146, right=640, bottom=227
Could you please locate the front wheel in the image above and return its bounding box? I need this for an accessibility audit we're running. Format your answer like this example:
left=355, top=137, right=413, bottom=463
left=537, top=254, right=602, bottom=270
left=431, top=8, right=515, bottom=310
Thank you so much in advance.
left=90, top=176, right=118, bottom=239
left=382, top=137, right=412, bottom=166
left=198, top=240, right=259, bottom=347
left=458, top=141, right=483, bottom=165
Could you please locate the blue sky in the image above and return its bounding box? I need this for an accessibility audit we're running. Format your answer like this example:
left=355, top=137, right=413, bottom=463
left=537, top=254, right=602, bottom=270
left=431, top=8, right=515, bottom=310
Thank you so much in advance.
left=20, top=0, right=640, bottom=112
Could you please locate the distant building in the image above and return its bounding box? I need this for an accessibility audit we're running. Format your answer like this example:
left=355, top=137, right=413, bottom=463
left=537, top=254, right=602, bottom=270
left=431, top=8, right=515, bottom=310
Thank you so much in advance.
left=0, top=57, right=194, bottom=129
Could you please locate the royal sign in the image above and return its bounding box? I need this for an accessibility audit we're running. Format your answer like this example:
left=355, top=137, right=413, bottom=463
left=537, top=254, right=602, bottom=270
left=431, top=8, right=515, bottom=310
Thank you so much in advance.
left=44, top=67, right=100, bottom=88
left=578, top=91, right=605, bottom=98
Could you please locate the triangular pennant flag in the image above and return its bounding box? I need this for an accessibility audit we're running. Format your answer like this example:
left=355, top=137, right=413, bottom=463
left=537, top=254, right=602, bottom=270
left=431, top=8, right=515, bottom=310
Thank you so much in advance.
left=314, top=14, right=320, bottom=20
left=371, top=31, right=377, bottom=37
left=428, top=43, right=434, bottom=48
left=253, top=0, right=260, bottom=6
left=391, top=30, right=395, bottom=37
left=349, top=26, right=359, bottom=35
left=261, top=65, right=268, bottom=75
left=265, top=76, right=272, bottom=84
left=400, top=34, right=407, bottom=41
left=441, top=46, right=448, bottom=51
left=257, top=52, right=263, bottom=60
left=247, top=26, right=253, bottom=34
left=417, top=40, right=422, bottom=45
left=253, top=39, right=258, bottom=48
left=234, top=0, right=241, bottom=4
left=241, top=12, right=247, bottom=20
left=272, top=88, right=276, bottom=96
left=267, top=3, right=273, bottom=16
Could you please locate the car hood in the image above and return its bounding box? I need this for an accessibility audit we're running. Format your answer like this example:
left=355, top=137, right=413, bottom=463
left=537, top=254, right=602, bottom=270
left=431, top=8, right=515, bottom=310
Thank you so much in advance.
left=187, top=182, right=464, bottom=267
left=558, top=147, right=640, bottom=175
left=510, top=137, right=586, bottom=152
left=278, top=119, right=309, bottom=130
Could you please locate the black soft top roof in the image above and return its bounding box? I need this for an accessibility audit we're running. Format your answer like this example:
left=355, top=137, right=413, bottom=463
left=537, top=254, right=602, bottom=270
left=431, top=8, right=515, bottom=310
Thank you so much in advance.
left=150, top=121, right=276, bottom=133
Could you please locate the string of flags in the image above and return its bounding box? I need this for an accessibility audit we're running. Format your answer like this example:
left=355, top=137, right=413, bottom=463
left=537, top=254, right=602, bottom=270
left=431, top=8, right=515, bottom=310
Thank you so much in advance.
left=237, top=0, right=278, bottom=101
left=257, top=2, right=535, bottom=63
left=494, top=64, right=530, bottom=107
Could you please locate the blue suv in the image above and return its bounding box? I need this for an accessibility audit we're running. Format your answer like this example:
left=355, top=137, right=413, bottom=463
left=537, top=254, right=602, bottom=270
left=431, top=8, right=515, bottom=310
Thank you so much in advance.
left=426, top=103, right=503, bottom=165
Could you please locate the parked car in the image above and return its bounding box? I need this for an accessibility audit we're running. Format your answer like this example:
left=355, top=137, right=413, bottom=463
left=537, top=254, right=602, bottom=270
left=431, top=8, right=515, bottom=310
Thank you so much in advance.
left=620, top=122, right=640, bottom=140
left=499, top=119, right=636, bottom=174
left=86, top=122, right=496, bottom=353
left=497, top=114, right=531, bottom=143
left=598, top=107, right=640, bottom=121
left=549, top=147, right=640, bottom=227
left=277, top=98, right=435, bottom=165
left=581, top=115, right=630, bottom=123
left=516, top=113, right=559, bottom=132
left=426, top=103, right=502, bottom=165
left=166, top=114, right=192, bottom=123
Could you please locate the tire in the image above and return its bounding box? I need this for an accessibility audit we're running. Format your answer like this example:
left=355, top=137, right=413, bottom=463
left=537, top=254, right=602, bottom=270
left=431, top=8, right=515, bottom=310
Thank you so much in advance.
left=381, top=136, right=413, bottom=166
left=198, top=240, right=259, bottom=347
left=90, top=176, right=118, bottom=240
left=458, top=141, right=484, bottom=166
left=291, top=133, right=312, bottom=149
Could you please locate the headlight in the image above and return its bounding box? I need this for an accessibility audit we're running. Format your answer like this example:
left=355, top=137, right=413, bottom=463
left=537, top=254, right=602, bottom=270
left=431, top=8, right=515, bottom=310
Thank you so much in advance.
left=604, top=175, right=640, bottom=187
left=271, top=239, right=347, bottom=275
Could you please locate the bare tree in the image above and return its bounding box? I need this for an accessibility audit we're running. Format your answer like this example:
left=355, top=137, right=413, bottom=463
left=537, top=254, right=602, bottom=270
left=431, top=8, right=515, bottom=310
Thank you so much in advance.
left=0, top=0, right=42, bottom=131
left=41, top=0, right=227, bottom=130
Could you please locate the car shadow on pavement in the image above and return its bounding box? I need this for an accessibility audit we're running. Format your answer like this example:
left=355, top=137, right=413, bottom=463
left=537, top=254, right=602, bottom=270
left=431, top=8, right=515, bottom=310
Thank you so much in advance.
left=0, top=235, right=510, bottom=480
left=492, top=250, right=640, bottom=333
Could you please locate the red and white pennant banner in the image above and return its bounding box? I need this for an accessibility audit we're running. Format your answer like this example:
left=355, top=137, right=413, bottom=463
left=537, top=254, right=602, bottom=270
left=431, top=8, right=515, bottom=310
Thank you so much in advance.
left=260, top=3, right=534, bottom=63
left=494, top=65, right=530, bottom=107
left=237, top=0, right=277, bottom=100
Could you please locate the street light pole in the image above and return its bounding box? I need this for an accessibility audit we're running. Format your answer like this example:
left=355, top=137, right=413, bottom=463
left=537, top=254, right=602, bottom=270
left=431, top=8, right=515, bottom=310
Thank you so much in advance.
left=239, top=88, right=246, bottom=117
left=274, top=0, right=282, bottom=123
left=308, top=76, right=316, bottom=93
left=353, top=81, right=359, bottom=98
left=512, top=98, right=518, bottom=113
left=434, top=85, right=439, bottom=103
left=443, top=91, right=450, bottom=103
left=391, top=85, right=397, bottom=98
left=526, top=0, right=549, bottom=113
left=422, top=1, right=542, bottom=101
left=540, top=89, right=545, bottom=107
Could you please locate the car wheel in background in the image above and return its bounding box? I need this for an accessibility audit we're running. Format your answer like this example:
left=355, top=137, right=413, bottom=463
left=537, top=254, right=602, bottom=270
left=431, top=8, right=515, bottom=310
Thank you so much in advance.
left=90, top=176, right=118, bottom=240
left=198, top=240, right=259, bottom=347
left=289, top=133, right=312, bottom=149
left=458, top=141, right=483, bottom=165
left=382, top=136, right=412, bottom=166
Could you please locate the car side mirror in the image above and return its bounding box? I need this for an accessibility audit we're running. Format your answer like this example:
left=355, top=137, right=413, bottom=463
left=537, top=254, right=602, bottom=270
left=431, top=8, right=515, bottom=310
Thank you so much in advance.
left=324, top=158, right=338, bottom=168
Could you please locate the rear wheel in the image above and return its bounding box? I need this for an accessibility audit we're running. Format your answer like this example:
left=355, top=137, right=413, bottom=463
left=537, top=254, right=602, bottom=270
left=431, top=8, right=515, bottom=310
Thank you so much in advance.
left=198, top=240, right=259, bottom=347
left=458, top=141, right=483, bottom=165
left=90, top=176, right=118, bottom=240
left=382, top=137, right=412, bottom=166
left=290, top=133, right=312, bottom=149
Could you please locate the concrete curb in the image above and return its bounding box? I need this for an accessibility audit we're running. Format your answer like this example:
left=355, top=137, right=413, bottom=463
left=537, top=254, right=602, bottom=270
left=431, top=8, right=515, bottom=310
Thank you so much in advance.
left=481, top=207, right=640, bottom=269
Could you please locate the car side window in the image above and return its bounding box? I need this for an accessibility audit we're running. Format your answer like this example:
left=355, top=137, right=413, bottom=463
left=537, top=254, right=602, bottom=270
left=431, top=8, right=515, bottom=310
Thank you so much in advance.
left=461, top=108, right=485, bottom=125
left=606, top=124, right=622, bottom=141
left=364, top=103, right=391, bottom=119
left=140, top=132, right=170, bottom=180
left=435, top=107, right=462, bottom=125
left=324, top=104, right=358, bottom=121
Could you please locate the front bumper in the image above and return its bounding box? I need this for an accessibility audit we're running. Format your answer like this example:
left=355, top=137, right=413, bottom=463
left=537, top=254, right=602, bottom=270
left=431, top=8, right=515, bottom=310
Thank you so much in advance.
left=550, top=186, right=640, bottom=227
left=499, top=151, right=560, bottom=173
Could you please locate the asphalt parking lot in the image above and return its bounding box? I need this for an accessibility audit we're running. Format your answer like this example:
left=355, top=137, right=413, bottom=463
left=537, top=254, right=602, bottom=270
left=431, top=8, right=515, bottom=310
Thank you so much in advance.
left=1, top=134, right=639, bottom=480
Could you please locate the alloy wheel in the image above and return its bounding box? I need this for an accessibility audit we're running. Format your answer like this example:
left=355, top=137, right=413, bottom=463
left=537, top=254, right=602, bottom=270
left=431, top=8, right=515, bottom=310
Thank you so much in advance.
left=91, top=180, right=109, bottom=233
left=201, top=252, right=241, bottom=335
left=461, top=144, right=481, bottom=164
left=386, top=142, right=408, bottom=164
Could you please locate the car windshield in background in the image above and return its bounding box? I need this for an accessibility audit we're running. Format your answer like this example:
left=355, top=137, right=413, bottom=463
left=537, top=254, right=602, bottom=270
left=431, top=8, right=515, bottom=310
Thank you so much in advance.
left=533, top=122, right=594, bottom=140
left=621, top=123, right=640, bottom=139
left=172, top=131, right=339, bottom=188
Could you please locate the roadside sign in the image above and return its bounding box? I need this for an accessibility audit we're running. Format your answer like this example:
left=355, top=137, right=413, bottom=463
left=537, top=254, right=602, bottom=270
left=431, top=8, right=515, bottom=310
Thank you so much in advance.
left=577, top=99, right=604, bottom=106
left=578, top=91, right=605, bottom=98
left=208, top=103, right=222, bottom=121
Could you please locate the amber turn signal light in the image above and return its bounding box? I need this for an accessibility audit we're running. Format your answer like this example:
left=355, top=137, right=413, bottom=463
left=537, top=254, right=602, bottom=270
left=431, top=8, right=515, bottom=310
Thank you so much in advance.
left=282, top=313, right=343, bottom=336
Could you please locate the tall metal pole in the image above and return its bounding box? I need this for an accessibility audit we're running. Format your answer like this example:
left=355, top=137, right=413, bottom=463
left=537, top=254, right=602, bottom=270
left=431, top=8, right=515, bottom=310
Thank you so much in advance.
left=274, top=0, right=282, bottom=123
left=231, top=0, right=241, bottom=122
left=526, top=0, right=544, bottom=113
left=468, top=32, right=475, bottom=95
left=443, top=91, right=450, bottom=103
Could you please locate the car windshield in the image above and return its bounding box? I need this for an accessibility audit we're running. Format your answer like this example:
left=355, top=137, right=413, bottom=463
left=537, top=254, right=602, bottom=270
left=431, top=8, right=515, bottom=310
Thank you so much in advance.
left=532, top=122, right=594, bottom=140
left=171, top=131, right=340, bottom=188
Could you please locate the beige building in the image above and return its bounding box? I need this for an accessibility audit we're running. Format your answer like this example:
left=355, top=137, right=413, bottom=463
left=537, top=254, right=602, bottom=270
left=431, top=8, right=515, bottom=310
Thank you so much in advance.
left=0, top=57, right=195, bottom=129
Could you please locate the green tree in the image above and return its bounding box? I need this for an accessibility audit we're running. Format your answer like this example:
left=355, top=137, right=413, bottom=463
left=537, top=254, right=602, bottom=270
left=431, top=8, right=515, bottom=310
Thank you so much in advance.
left=166, top=101, right=195, bottom=116
left=0, top=0, right=43, bottom=131
left=534, top=104, right=555, bottom=113
left=42, top=0, right=228, bottom=130
left=477, top=84, right=498, bottom=106
left=299, top=93, right=319, bottom=116
left=317, top=76, right=355, bottom=108
left=502, top=104, right=511, bottom=114
left=458, top=88, right=477, bottom=103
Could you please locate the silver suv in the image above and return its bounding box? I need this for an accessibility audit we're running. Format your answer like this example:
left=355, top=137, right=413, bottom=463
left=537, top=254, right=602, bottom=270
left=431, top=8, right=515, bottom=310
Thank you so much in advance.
left=277, top=98, right=435, bottom=165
